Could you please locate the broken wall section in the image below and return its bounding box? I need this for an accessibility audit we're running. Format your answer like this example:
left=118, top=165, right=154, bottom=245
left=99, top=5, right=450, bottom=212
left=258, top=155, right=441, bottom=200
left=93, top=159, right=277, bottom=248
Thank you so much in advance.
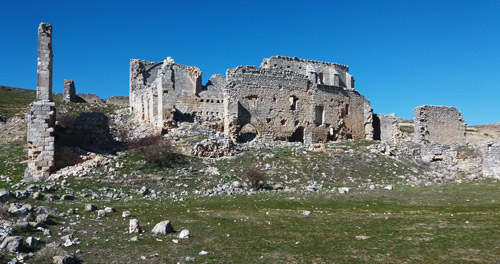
left=414, top=105, right=466, bottom=145
left=482, top=143, right=500, bottom=179
left=373, top=113, right=403, bottom=144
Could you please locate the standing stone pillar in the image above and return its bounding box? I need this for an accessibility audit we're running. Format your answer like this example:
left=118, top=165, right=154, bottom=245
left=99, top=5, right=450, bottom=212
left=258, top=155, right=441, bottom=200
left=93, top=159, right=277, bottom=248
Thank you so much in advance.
left=25, top=22, right=56, bottom=181
left=63, top=79, right=76, bottom=102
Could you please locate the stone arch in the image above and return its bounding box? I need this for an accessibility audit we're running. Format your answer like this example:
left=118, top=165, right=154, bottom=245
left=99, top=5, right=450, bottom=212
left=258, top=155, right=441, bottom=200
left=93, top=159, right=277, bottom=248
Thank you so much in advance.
left=239, top=123, right=260, bottom=142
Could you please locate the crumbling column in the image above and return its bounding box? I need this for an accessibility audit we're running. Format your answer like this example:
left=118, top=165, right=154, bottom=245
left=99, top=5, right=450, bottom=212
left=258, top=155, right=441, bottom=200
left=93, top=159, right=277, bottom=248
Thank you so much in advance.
left=63, top=79, right=76, bottom=102
left=25, top=22, right=56, bottom=181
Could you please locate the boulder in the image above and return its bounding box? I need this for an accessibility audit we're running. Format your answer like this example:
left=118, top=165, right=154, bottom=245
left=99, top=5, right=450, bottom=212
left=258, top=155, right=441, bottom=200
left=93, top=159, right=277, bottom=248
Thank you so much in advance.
left=0, top=236, right=23, bottom=252
left=53, top=252, right=77, bottom=264
left=84, top=204, right=97, bottom=211
left=152, top=220, right=174, bottom=235
left=178, top=229, right=190, bottom=239
left=0, top=190, right=13, bottom=203
left=129, top=219, right=142, bottom=233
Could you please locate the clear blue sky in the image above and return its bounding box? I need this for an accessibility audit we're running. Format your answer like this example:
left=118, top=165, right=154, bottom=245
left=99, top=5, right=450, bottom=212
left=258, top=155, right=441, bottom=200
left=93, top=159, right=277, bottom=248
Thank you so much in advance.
left=1, top=0, right=499, bottom=125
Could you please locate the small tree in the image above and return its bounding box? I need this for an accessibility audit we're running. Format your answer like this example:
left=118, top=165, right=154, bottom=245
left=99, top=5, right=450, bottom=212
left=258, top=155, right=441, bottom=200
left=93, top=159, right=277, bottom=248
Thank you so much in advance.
left=243, top=167, right=266, bottom=190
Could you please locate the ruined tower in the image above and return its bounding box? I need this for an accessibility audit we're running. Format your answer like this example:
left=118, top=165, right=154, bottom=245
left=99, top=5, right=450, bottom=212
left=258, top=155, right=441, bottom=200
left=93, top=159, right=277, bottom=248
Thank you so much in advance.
left=63, top=79, right=76, bottom=102
left=25, top=22, right=56, bottom=181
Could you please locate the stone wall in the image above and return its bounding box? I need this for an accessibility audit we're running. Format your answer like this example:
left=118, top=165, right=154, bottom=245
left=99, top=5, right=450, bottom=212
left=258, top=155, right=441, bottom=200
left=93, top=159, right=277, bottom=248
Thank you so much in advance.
left=482, top=142, right=500, bottom=179
left=414, top=105, right=466, bottom=145
left=260, top=56, right=354, bottom=89
left=63, top=79, right=76, bottom=102
left=26, top=22, right=56, bottom=181
left=373, top=113, right=403, bottom=143
left=57, top=112, right=115, bottom=151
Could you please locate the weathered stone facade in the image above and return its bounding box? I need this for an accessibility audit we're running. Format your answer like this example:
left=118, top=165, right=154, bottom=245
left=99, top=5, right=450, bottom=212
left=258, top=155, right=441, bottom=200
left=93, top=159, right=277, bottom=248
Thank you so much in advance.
left=25, top=23, right=56, bottom=181
left=414, top=105, right=466, bottom=145
left=130, top=57, right=225, bottom=129
left=373, top=113, right=403, bottom=144
left=130, top=56, right=373, bottom=143
left=63, top=79, right=76, bottom=102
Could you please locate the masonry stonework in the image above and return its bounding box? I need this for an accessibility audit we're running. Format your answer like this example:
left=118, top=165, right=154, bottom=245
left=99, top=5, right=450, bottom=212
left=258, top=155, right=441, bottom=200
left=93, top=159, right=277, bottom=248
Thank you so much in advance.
left=25, top=22, right=56, bottom=181
left=130, top=56, right=373, bottom=143
left=63, top=79, right=76, bottom=102
left=413, top=105, right=466, bottom=145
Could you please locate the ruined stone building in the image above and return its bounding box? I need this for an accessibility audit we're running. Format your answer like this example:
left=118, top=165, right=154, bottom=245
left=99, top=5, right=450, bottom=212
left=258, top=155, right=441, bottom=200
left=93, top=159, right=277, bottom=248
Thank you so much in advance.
left=130, top=56, right=373, bottom=144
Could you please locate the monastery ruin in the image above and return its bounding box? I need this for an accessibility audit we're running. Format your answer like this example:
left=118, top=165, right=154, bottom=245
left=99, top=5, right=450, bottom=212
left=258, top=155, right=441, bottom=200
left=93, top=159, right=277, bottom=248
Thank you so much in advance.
left=130, top=56, right=373, bottom=144
left=23, top=22, right=500, bottom=180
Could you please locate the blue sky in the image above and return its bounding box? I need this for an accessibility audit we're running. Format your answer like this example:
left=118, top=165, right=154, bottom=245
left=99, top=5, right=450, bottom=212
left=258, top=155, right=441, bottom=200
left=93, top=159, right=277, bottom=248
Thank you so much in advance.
left=1, top=0, right=499, bottom=125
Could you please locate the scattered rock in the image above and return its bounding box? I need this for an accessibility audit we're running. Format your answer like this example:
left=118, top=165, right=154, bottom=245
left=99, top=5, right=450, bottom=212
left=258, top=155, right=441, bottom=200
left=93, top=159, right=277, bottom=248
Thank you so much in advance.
left=139, top=186, right=150, bottom=196
left=129, top=219, right=142, bottom=233
left=122, top=211, right=131, bottom=218
left=232, top=181, right=242, bottom=189
left=61, top=195, right=75, bottom=201
left=0, top=190, right=13, bottom=203
left=177, top=229, right=190, bottom=239
left=53, top=252, right=77, bottom=264
left=97, top=210, right=106, bottom=218
left=192, top=138, right=237, bottom=158
left=338, top=187, right=350, bottom=194
left=0, top=236, right=23, bottom=252
left=104, top=207, right=115, bottom=213
left=84, top=204, right=97, bottom=211
left=152, top=220, right=174, bottom=235
left=26, top=236, right=42, bottom=247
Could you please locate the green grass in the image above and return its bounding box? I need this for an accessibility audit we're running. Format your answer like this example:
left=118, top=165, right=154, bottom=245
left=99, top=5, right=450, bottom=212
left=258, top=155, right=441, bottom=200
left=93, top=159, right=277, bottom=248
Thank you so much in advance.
left=24, top=181, right=500, bottom=263
left=400, top=125, right=414, bottom=134
left=0, top=139, right=26, bottom=188
left=0, top=86, right=36, bottom=118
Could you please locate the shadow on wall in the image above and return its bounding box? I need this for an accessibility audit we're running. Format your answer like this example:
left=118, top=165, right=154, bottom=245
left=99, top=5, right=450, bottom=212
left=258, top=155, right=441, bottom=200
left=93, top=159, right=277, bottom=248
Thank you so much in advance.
left=55, top=112, right=123, bottom=155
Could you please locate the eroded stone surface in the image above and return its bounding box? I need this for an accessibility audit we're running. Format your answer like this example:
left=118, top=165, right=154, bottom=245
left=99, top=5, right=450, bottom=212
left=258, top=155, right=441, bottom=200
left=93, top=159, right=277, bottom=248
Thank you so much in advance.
left=414, top=105, right=466, bottom=145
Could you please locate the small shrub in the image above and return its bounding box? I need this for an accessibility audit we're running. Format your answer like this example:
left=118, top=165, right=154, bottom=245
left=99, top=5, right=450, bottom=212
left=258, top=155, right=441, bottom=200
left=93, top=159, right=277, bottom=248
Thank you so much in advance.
left=32, top=245, right=64, bottom=263
left=56, top=113, right=76, bottom=128
left=126, top=136, right=172, bottom=165
left=243, top=167, right=266, bottom=190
